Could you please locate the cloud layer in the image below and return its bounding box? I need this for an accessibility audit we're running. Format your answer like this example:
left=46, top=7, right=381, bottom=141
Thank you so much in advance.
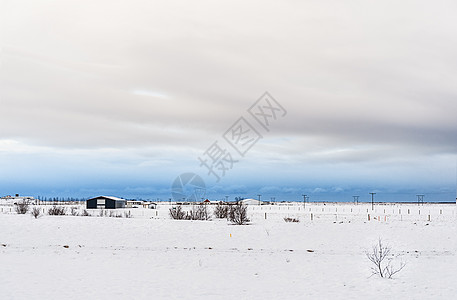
left=1, top=0, right=456, bottom=200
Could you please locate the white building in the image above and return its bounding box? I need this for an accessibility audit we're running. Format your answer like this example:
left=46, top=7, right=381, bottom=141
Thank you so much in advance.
left=239, top=198, right=263, bottom=205
left=0, top=195, right=36, bottom=205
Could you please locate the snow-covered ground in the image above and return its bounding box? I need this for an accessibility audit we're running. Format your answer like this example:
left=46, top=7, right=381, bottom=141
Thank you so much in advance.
left=1, top=203, right=456, bottom=299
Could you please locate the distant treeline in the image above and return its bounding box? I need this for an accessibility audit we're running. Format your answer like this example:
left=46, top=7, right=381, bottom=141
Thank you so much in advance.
left=36, top=196, right=87, bottom=202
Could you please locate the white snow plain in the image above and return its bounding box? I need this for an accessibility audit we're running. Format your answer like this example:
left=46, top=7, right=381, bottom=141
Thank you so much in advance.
left=1, top=202, right=456, bottom=299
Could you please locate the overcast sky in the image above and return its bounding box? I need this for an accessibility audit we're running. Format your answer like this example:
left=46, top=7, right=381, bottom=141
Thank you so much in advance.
left=1, top=0, right=456, bottom=201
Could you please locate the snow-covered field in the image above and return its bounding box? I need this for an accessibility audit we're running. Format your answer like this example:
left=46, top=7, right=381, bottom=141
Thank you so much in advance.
left=1, top=203, right=456, bottom=299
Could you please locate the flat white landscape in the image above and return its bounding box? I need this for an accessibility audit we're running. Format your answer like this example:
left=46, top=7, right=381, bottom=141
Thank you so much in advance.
left=1, top=203, right=456, bottom=299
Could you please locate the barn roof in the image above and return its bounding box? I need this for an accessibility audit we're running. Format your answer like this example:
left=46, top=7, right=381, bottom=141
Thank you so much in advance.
left=87, top=195, right=126, bottom=201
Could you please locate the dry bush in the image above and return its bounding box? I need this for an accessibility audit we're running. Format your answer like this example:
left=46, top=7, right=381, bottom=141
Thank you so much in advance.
left=81, top=209, right=90, bottom=216
left=108, top=210, right=122, bottom=218
left=214, top=203, right=229, bottom=219
left=15, top=200, right=30, bottom=214
left=31, top=207, right=41, bottom=219
left=124, top=211, right=132, bottom=218
left=366, top=239, right=406, bottom=279
left=169, top=205, right=186, bottom=220
left=228, top=202, right=250, bottom=225
left=70, top=207, right=79, bottom=216
left=284, top=217, right=300, bottom=223
left=186, top=204, right=211, bottom=221
left=48, top=206, right=66, bottom=216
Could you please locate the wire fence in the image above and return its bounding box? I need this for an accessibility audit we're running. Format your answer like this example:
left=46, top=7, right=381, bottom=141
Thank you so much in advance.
left=1, top=202, right=455, bottom=223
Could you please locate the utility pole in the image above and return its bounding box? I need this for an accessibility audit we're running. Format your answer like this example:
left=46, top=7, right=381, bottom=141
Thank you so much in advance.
left=416, top=194, right=424, bottom=206
left=353, top=195, right=359, bottom=205
left=302, top=194, right=307, bottom=208
left=257, top=194, right=261, bottom=205
left=225, top=195, right=229, bottom=203
left=369, top=192, right=376, bottom=211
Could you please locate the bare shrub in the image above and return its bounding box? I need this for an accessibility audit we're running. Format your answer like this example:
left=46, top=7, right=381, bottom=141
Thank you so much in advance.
left=214, top=203, right=229, bottom=219
left=186, top=204, right=211, bottom=221
left=366, top=239, right=406, bottom=279
left=31, top=207, right=41, bottom=219
left=284, top=217, right=300, bottom=223
left=124, top=211, right=132, bottom=218
left=169, top=205, right=186, bottom=220
left=107, top=210, right=123, bottom=218
left=81, top=209, right=90, bottom=217
left=228, top=202, right=250, bottom=225
left=70, top=207, right=79, bottom=216
left=15, top=200, right=30, bottom=214
left=48, top=206, right=66, bottom=216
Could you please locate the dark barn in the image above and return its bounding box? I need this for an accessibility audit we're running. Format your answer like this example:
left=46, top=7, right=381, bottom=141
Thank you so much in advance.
left=86, top=196, right=126, bottom=209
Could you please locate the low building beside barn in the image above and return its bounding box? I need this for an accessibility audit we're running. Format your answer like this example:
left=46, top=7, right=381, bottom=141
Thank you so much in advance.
left=86, top=196, right=126, bottom=209
left=126, top=200, right=143, bottom=208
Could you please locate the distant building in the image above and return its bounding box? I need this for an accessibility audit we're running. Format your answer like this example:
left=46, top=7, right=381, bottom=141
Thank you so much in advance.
left=0, top=195, right=36, bottom=205
left=239, top=198, right=263, bottom=205
left=126, top=200, right=144, bottom=208
left=86, top=196, right=126, bottom=209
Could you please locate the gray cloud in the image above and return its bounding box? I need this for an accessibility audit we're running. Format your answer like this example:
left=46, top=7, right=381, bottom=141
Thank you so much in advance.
left=1, top=0, right=456, bottom=170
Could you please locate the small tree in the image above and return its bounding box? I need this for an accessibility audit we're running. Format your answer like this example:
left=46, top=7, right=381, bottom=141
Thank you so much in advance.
left=169, top=205, right=186, bottom=220
left=15, top=200, right=30, bottom=214
left=228, top=202, right=250, bottom=225
left=31, top=207, right=41, bottom=219
left=214, top=203, right=229, bottom=219
left=366, top=239, right=406, bottom=279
